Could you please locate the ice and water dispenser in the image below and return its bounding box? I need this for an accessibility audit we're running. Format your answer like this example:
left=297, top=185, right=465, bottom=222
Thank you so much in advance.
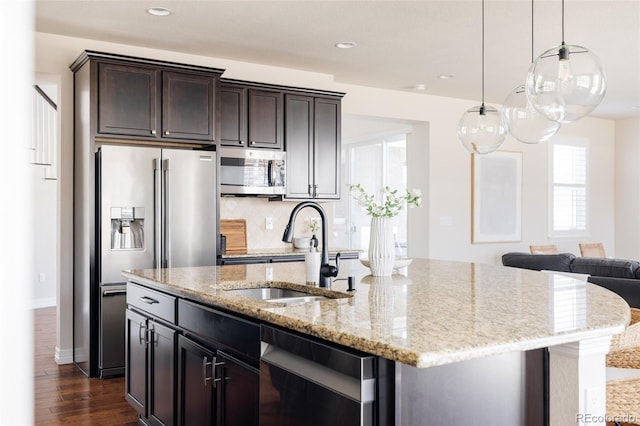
left=110, top=207, right=144, bottom=250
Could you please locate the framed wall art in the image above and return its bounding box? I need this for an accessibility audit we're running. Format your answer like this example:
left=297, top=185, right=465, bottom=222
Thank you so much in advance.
left=472, top=151, right=522, bottom=243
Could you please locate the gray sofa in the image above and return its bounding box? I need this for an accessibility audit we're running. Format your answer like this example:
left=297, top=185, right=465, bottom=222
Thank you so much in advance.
left=502, top=252, right=640, bottom=309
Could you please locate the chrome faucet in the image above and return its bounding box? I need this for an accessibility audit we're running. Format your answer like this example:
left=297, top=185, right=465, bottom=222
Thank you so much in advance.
left=282, top=201, right=339, bottom=288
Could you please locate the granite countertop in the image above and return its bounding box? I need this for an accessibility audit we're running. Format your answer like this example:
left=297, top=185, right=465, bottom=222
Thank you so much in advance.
left=219, top=247, right=361, bottom=258
left=122, top=258, right=630, bottom=368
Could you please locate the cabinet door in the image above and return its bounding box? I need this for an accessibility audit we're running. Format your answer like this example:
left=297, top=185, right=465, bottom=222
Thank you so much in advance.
left=125, top=309, right=148, bottom=416
left=284, top=95, right=313, bottom=199
left=162, top=71, right=215, bottom=142
left=248, top=89, right=283, bottom=149
left=217, top=351, right=259, bottom=426
left=98, top=63, right=158, bottom=137
left=177, top=335, right=215, bottom=426
left=220, top=85, right=247, bottom=147
left=148, top=320, right=178, bottom=426
left=313, top=98, right=341, bottom=199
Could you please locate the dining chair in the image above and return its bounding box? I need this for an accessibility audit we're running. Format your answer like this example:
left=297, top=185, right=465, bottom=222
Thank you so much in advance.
left=529, top=244, right=559, bottom=254
left=579, top=243, right=606, bottom=258
left=606, top=308, right=640, bottom=425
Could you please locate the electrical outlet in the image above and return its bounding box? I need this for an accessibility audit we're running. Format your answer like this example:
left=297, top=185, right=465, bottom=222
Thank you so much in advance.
left=38, top=273, right=46, bottom=283
left=265, top=267, right=273, bottom=281
left=265, top=217, right=273, bottom=230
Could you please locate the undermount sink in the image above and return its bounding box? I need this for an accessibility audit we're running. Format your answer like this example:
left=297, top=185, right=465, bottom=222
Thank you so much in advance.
left=225, top=287, right=329, bottom=304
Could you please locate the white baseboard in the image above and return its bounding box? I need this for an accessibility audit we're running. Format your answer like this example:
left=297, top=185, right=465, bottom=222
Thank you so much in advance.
left=55, top=346, right=74, bottom=365
left=32, top=297, right=56, bottom=309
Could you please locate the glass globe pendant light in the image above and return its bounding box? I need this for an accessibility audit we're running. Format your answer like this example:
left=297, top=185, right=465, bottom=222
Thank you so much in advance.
left=458, top=0, right=506, bottom=155
left=502, top=0, right=560, bottom=144
left=525, top=0, right=606, bottom=123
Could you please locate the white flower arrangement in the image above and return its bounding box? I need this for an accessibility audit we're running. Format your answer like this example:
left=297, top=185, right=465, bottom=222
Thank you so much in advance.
left=348, top=184, right=422, bottom=218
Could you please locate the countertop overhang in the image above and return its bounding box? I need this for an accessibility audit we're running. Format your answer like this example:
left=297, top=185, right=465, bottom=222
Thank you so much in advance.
left=122, top=258, right=630, bottom=368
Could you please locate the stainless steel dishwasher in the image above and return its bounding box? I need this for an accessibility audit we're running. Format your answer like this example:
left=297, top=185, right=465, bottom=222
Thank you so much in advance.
left=260, top=325, right=393, bottom=426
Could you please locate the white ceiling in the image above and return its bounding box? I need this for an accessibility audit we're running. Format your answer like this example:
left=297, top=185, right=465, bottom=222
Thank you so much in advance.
left=35, top=0, right=640, bottom=120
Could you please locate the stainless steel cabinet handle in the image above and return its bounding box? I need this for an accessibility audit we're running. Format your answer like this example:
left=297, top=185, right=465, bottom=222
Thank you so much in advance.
left=164, top=131, right=170, bottom=136
left=238, top=140, right=244, bottom=145
left=250, top=141, right=256, bottom=145
left=138, top=322, right=147, bottom=346
left=151, top=130, right=156, bottom=135
left=202, top=356, right=213, bottom=387
left=212, top=359, right=226, bottom=388
left=137, top=295, right=159, bottom=305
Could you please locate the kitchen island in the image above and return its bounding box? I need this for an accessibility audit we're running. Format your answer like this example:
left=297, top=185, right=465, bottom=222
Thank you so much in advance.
left=123, top=258, right=629, bottom=426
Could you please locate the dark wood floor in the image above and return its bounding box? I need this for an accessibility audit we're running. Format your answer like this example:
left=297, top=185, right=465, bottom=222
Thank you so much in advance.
left=34, top=307, right=139, bottom=425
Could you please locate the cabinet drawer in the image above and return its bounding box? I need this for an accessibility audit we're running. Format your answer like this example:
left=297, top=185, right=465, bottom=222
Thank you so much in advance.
left=178, top=299, right=260, bottom=363
left=127, top=282, right=176, bottom=324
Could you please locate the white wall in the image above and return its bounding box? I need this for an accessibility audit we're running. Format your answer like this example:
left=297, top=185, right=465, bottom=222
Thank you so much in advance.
left=615, top=117, right=640, bottom=260
left=31, top=165, right=57, bottom=308
left=34, top=32, right=619, bottom=362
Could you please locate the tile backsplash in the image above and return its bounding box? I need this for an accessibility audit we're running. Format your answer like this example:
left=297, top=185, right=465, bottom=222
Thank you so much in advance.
left=220, top=197, right=335, bottom=250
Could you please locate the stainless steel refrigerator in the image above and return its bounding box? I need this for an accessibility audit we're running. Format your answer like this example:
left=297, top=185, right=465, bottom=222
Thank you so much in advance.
left=73, top=145, right=217, bottom=377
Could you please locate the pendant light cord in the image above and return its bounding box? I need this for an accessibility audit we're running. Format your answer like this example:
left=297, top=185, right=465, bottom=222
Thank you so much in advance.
left=561, top=0, right=565, bottom=44
left=481, top=0, right=485, bottom=108
left=531, top=0, right=534, bottom=63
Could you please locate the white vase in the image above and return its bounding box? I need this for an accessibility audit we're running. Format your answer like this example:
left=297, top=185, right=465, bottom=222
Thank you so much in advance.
left=368, top=217, right=395, bottom=276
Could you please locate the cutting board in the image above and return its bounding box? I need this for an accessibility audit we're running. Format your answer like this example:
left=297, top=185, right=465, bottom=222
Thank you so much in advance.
left=220, top=219, right=247, bottom=254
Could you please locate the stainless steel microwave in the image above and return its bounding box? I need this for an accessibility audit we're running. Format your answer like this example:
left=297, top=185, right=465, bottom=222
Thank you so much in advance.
left=219, top=148, right=286, bottom=195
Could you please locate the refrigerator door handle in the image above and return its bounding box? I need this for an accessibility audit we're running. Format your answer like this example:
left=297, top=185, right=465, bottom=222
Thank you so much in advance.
left=153, top=158, right=162, bottom=268
left=162, top=158, right=170, bottom=268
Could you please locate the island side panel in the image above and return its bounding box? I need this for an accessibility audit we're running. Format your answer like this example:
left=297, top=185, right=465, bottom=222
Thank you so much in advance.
left=396, top=349, right=547, bottom=426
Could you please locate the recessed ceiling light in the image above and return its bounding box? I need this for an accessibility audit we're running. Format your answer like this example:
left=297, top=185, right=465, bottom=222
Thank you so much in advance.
left=412, top=84, right=426, bottom=91
left=438, top=74, right=455, bottom=80
left=335, top=42, right=357, bottom=49
left=146, top=7, right=172, bottom=17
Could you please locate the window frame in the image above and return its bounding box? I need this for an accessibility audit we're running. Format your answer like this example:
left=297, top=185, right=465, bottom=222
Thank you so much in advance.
left=343, top=130, right=410, bottom=252
left=547, top=138, right=589, bottom=238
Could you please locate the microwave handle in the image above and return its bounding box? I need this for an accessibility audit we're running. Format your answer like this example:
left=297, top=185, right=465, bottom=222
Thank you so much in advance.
left=268, top=160, right=275, bottom=187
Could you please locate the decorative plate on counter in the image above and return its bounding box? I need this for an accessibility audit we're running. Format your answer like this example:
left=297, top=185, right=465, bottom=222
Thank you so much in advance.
left=359, top=258, right=413, bottom=270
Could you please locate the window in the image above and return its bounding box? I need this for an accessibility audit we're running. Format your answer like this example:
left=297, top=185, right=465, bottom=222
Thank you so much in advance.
left=549, top=141, right=588, bottom=237
left=332, top=132, right=409, bottom=255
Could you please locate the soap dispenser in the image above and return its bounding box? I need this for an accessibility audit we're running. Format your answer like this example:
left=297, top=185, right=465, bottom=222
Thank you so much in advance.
left=305, top=240, right=321, bottom=286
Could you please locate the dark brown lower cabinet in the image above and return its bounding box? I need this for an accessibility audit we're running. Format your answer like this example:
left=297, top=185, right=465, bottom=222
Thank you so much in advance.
left=126, top=282, right=259, bottom=426
left=125, top=308, right=178, bottom=426
left=177, top=335, right=259, bottom=426
left=177, top=335, right=215, bottom=426
left=217, top=351, right=259, bottom=426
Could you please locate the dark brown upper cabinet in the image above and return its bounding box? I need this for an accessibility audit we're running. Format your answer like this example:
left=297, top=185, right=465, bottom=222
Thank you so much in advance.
left=220, top=82, right=283, bottom=149
left=162, top=71, right=216, bottom=141
left=72, top=51, right=224, bottom=145
left=247, top=89, right=283, bottom=149
left=285, top=94, right=342, bottom=200
left=220, top=84, right=247, bottom=147
left=98, top=63, right=157, bottom=138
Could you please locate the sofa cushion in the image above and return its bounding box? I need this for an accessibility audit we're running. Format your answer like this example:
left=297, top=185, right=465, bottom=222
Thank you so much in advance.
left=570, top=257, right=640, bottom=279
left=501, top=252, right=575, bottom=272
left=587, top=276, right=640, bottom=309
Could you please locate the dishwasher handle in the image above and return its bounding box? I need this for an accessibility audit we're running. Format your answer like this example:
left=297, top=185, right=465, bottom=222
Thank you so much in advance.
left=103, top=288, right=127, bottom=296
